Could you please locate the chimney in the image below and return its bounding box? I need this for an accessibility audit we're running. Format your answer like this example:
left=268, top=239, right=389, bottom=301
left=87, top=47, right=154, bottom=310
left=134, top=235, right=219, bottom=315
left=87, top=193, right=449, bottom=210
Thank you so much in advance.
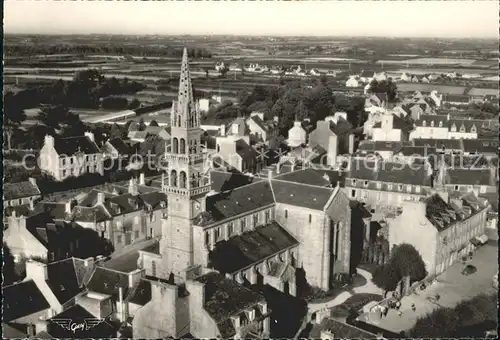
left=44, top=135, right=54, bottom=148
left=268, top=170, right=273, bottom=181
left=65, top=200, right=74, bottom=214
left=35, top=319, right=48, bottom=334
left=97, top=192, right=105, bottom=205
left=27, top=323, right=36, bottom=337
left=231, top=315, right=241, bottom=330
left=139, top=173, right=145, bottom=185
left=83, top=257, right=95, bottom=269
left=348, top=134, right=355, bottom=154
left=220, top=124, right=226, bottom=137
left=84, top=132, right=95, bottom=142
left=26, top=260, right=48, bottom=282
left=118, top=287, right=125, bottom=322
left=128, top=268, right=143, bottom=288
left=129, top=178, right=138, bottom=195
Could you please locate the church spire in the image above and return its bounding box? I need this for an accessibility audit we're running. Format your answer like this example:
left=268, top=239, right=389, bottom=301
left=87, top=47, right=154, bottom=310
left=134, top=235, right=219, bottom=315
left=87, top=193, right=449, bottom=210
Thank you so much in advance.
left=178, top=48, right=195, bottom=110
left=172, top=47, right=198, bottom=129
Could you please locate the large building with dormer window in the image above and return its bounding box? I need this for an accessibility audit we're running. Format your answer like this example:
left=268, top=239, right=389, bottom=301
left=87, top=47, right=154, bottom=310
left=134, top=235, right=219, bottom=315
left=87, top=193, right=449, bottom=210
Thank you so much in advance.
left=39, top=132, right=104, bottom=181
left=409, top=114, right=482, bottom=140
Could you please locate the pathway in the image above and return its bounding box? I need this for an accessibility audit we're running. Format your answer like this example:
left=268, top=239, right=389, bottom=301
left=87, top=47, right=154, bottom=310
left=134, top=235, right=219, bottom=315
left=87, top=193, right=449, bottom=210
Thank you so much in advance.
left=308, top=269, right=383, bottom=313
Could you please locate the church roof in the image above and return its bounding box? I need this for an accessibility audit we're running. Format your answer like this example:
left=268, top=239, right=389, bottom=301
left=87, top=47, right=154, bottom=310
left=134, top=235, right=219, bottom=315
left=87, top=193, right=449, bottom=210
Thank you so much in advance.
left=209, top=222, right=299, bottom=274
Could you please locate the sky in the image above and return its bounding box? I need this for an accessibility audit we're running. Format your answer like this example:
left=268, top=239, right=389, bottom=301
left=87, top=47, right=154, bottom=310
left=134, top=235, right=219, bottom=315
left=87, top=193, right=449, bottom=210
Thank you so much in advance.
left=4, top=0, right=499, bottom=38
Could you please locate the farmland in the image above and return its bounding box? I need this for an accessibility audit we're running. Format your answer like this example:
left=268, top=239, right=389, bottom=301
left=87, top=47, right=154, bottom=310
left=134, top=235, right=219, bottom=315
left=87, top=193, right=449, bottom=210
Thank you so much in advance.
left=3, top=34, right=498, bottom=127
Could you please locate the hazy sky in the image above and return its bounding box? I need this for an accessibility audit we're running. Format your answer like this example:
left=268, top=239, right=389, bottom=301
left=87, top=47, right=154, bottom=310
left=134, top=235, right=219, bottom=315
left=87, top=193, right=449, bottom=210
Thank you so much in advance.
left=4, top=0, right=499, bottom=38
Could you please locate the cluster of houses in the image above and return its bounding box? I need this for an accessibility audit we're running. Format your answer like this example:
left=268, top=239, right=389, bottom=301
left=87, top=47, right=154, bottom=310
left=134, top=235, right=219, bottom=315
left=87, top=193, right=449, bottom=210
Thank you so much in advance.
left=3, top=49, right=497, bottom=339
left=215, top=61, right=336, bottom=77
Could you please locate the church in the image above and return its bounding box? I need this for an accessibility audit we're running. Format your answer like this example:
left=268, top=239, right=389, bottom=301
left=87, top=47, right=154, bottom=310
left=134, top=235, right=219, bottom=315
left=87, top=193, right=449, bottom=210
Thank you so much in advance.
left=135, top=48, right=352, bottom=338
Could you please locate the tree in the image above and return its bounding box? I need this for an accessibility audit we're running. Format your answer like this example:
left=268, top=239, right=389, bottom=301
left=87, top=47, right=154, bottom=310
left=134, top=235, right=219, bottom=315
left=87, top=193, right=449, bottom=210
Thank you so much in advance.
left=109, top=123, right=125, bottom=140
left=101, top=96, right=129, bottom=110
left=390, top=243, right=427, bottom=283
left=128, top=98, right=141, bottom=110
left=149, top=120, right=159, bottom=127
left=3, top=92, right=27, bottom=150
left=372, top=262, right=400, bottom=293
left=367, top=78, right=398, bottom=102
left=37, top=104, right=68, bottom=135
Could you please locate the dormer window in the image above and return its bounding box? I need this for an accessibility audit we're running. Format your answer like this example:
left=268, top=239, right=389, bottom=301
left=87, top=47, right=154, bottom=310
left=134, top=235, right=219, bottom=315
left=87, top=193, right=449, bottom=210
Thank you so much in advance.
left=376, top=182, right=382, bottom=189
left=352, top=179, right=357, bottom=186
left=460, top=125, right=465, bottom=132
left=471, top=125, right=477, bottom=133
left=422, top=120, right=427, bottom=127
left=387, top=183, right=393, bottom=190
left=364, top=180, right=369, bottom=187
left=398, top=184, right=403, bottom=191
left=451, top=124, right=457, bottom=132
left=430, top=121, right=435, bottom=127
left=438, top=121, right=443, bottom=127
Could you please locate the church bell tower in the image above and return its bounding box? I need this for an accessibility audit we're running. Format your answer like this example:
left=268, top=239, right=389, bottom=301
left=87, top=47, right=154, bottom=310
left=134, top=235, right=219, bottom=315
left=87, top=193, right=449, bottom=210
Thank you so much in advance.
left=161, top=48, right=211, bottom=277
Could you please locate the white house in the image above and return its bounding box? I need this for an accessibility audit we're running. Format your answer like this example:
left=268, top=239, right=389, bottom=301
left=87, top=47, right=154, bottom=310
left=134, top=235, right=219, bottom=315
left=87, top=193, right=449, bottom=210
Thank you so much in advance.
left=373, top=72, right=387, bottom=82
left=346, top=76, right=360, bottom=88
left=39, top=132, right=104, bottom=181
left=400, top=73, right=412, bottom=82
left=371, top=111, right=407, bottom=142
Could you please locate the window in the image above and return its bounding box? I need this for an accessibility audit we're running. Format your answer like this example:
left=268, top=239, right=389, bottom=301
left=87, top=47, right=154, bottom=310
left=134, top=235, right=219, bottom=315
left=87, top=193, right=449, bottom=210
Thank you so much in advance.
left=70, top=158, right=74, bottom=165
left=18, top=199, right=22, bottom=205
left=205, top=232, right=210, bottom=246
left=422, top=120, right=426, bottom=127
left=86, top=155, right=89, bottom=162
left=265, top=210, right=270, bottom=223
left=460, top=125, right=465, bottom=132
left=480, top=186, right=486, bottom=194
left=252, top=214, right=258, bottom=227
left=241, top=218, right=247, bottom=231
left=149, top=214, right=156, bottom=223
left=430, top=121, right=435, bottom=127
left=451, top=124, right=457, bottom=132
left=214, top=228, right=220, bottom=241
left=387, top=183, right=393, bottom=190
left=309, top=214, right=312, bottom=224
left=364, top=180, right=369, bottom=187
left=135, top=230, right=140, bottom=239
left=376, top=182, right=382, bottom=189
left=151, top=261, right=157, bottom=277
left=62, top=158, right=66, bottom=166
left=471, top=125, right=477, bottom=133
left=93, top=155, right=97, bottom=161
left=454, top=185, right=459, bottom=191
left=406, top=185, right=412, bottom=192
left=285, top=210, right=288, bottom=219
left=62, top=170, right=66, bottom=177
left=415, top=186, right=421, bottom=193
left=351, top=189, right=356, bottom=198
left=228, top=222, right=234, bottom=236
left=376, top=192, right=381, bottom=200
left=352, top=179, right=357, bottom=186
left=116, top=235, right=122, bottom=244
left=439, top=121, right=443, bottom=127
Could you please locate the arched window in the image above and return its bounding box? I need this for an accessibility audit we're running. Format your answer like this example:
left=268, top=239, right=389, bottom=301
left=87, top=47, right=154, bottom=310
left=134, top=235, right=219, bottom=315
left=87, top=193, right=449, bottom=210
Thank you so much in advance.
left=180, top=138, right=186, bottom=154
left=438, top=121, right=443, bottom=127
left=430, top=121, right=434, bottom=127
left=179, top=171, right=187, bottom=189
left=170, top=170, right=177, bottom=187
left=172, top=138, right=179, bottom=154
left=422, top=120, right=426, bottom=127
left=177, top=115, right=181, bottom=127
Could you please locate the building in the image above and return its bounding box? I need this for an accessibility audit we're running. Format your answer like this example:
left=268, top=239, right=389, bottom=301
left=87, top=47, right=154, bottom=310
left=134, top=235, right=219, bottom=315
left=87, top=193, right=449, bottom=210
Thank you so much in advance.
left=3, top=178, right=41, bottom=210
left=344, top=159, right=433, bottom=209
left=39, top=132, right=104, bottom=181
left=287, top=121, right=307, bottom=148
left=435, top=164, right=498, bottom=196
left=346, top=76, right=360, bottom=88
left=359, top=70, right=374, bottom=84
left=371, top=111, right=410, bottom=142
left=389, top=192, right=489, bottom=276
left=443, top=94, right=471, bottom=106
left=246, top=112, right=271, bottom=142
left=214, top=136, right=259, bottom=173
left=102, top=138, right=133, bottom=160
left=410, top=114, right=479, bottom=140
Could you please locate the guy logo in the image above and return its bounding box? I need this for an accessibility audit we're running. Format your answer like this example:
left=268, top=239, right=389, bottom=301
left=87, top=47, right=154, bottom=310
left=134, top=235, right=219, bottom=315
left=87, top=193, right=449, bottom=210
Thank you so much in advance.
left=50, top=318, right=105, bottom=333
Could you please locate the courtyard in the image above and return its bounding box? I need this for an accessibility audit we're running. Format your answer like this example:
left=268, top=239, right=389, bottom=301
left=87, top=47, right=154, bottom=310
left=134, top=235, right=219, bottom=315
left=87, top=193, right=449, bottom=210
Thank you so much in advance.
left=362, top=241, right=499, bottom=333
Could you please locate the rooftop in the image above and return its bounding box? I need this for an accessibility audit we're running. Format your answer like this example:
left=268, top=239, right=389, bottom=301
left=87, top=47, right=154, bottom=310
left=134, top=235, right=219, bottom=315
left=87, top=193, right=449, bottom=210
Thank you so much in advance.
left=347, top=159, right=432, bottom=186
left=53, top=135, right=101, bottom=156
left=271, top=179, right=335, bottom=210
left=86, top=267, right=130, bottom=299
left=46, top=258, right=86, bottom=304
left=4, top=179, right=40, bottom=200
left=209, top=221, right=299, bottom=274
left=126, top=279, right=152, bottom=306
left=2, top=280, right=50, bottom=322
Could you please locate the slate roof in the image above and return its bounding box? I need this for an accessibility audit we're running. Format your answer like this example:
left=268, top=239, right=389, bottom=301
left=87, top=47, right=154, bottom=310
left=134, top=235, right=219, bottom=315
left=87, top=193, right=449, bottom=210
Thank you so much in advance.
left=195, top=272, right=266, bottom=337
left=196, top=181, right=275, bottom=226
left=54, top=136, right=100, bottom=156
left=46, top=258, right=86, bottom=304
left=128, top=131, right=148, bottom=140
left=271, top=180, right=335, bottom=210
left=413, top=138, right=463, bottom=151
left=47, top=305, right=117, bottom=338
left=32, top=202, right=67, bottom=220
left=138, top=191, right=168, bottom=210
left=126, top=279, right=152, bottom=306
left=447, top=168, right=495, bottom=186
left=4, top=204, right=32, bottom=217
left=4, top=180, right=41, bottom=200
left=444, top=94, right=470, bottom=103
left=3, top=280, right=50, bottom=322
left=415, top=114, right=448, bottom=127
left=248, top=115, right=269, bottom=133
left=480, top=192, right=498, bottom=213
left=347, top=160, right=432, bottom=186
left=210, top=170, right=263, bottom=193
left=360, top=70, right=374, bottom=78
left=3, top=323, right=28, bottom=338
left=72, top=205, right=111, bottom=223
left=209, top=221, right=299, bottom=274
left=72, top=258, right=98, bottom=287
left=358, top=141, right=404, bottom=153
left=86, top=267, right=130, bottom=299
left=462, top=139, right=499, bottom=154
left=274, top=168, right=332, bottom=187
left=310, top=317, right=376, bottom=338
left=106, top=138, right=131, bottom=155
left=398, top=146, right=437, bottom=157
left=79, top=190, right=117, bottom=207
left=235, top=138, right=257, bottom=162
left=104, top=194, right=142, bottom=216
